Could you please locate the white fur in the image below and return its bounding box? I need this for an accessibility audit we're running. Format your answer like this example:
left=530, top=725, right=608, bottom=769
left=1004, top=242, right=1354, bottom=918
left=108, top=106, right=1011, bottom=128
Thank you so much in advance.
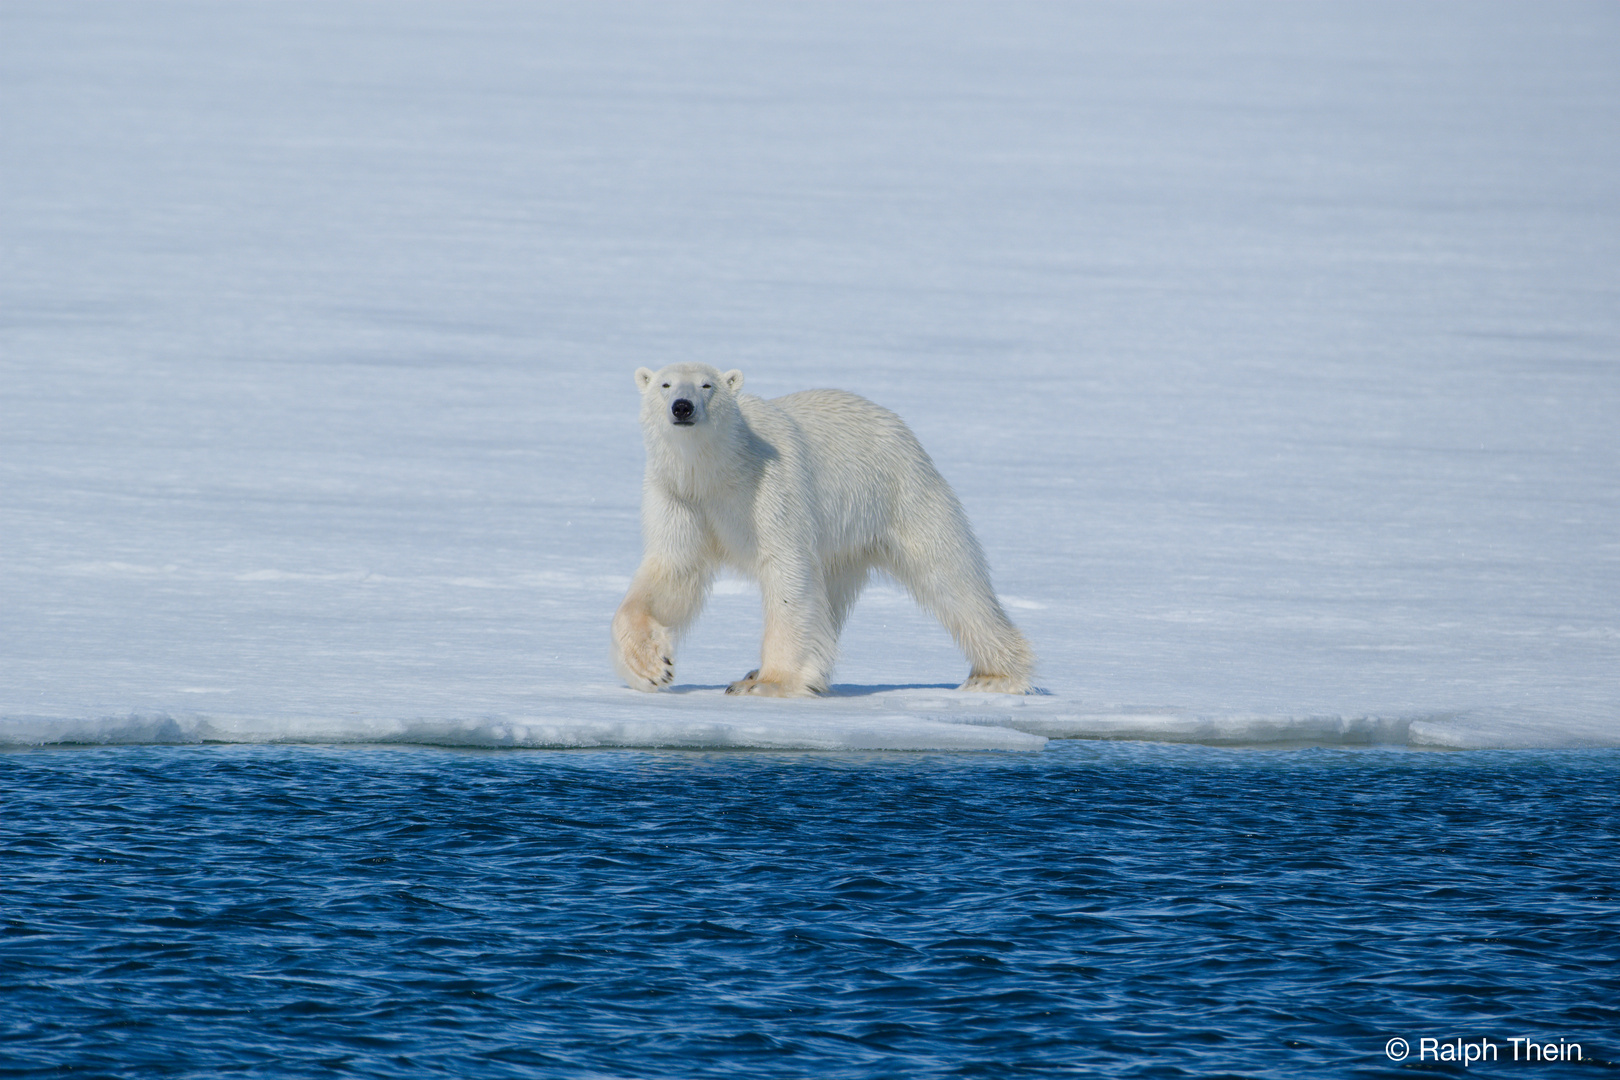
left=612, top=362, right=1036, bottom=697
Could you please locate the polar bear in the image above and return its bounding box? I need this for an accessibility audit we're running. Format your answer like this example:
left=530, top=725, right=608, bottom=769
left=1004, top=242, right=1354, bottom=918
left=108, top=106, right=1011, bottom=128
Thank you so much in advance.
left=611, top=362, right=1035, bottom=697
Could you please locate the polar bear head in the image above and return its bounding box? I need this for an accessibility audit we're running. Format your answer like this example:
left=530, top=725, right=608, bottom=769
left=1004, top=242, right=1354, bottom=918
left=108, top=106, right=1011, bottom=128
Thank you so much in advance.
left=635, top=363, right=744, bottom=435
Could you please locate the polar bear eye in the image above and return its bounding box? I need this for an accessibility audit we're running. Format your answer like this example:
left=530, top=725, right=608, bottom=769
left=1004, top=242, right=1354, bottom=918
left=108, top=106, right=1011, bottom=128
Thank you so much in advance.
left=701, top=383, right=711, bottom=389
left=662, top=382, right=670, bottom=388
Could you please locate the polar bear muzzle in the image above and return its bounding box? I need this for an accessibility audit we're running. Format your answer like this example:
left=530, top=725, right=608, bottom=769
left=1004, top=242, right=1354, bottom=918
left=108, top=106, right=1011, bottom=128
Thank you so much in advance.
left=671, top=398, right=696, bottom=425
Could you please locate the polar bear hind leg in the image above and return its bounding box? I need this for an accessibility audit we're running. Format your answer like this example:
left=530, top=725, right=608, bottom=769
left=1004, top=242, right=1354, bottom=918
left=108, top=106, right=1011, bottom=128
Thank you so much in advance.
left=824, top=559, right=871, bottom=638
left=884, top=508, right=1035, bottom=695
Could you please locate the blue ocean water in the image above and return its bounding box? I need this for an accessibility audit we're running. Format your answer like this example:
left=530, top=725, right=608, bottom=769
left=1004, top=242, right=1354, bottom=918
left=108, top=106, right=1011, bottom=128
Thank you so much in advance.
left=2, top=742, right=1616, bottom=1078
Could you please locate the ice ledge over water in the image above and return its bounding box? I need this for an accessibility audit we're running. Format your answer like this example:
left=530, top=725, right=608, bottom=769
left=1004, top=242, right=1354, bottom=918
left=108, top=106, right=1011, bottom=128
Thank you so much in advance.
left=0, top=687, right=1044, bottom=752
left=2, top=689, right=1614, bottom=752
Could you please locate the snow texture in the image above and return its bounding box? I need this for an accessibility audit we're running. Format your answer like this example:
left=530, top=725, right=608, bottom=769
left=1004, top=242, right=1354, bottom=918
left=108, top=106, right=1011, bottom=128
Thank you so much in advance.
left=3, top=1, right=1618, bottom=751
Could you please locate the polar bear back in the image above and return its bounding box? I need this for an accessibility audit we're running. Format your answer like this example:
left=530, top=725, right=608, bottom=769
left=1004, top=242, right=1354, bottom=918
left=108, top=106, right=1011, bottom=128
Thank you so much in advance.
left=741, top=388, right=959, bottom=558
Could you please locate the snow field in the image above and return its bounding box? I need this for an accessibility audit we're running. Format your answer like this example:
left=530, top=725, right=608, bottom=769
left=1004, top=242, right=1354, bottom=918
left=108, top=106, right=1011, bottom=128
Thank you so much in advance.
left=2, top=2, right=1617, bottom=750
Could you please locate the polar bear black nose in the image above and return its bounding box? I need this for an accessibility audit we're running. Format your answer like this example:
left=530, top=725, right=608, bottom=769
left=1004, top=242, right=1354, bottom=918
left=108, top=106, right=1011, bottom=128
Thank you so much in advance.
left=671, top=399, right=695, bottom=422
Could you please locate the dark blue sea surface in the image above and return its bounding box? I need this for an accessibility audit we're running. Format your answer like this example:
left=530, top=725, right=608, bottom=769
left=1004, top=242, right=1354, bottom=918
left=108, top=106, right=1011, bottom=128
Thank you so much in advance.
left=2, top=742, right=1617, bottom=1078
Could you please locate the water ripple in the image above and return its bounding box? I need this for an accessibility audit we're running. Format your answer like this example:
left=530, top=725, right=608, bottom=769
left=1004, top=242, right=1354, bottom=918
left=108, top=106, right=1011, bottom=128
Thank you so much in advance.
left=2, top=742, right=1618, bottom=1077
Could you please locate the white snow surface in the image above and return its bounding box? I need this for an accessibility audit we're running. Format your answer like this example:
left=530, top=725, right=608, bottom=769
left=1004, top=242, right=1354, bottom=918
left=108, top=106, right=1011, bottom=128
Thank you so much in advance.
left=3, top=2, right=1618, bottom=752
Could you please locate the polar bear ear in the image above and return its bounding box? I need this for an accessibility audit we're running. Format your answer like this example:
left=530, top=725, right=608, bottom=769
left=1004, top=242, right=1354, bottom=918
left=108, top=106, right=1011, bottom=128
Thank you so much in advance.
left=723, top=369, right=744, bottom=392
left=635, top=367, right=656, bottom=392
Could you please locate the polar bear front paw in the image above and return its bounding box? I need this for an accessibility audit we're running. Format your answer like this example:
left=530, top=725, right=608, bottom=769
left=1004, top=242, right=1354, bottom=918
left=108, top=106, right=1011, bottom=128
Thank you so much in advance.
left=613, top=612, right=676, bottom=691
left=724, top=670, right=766, bottom=695
left=726, top=670, right=825, bottom=697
